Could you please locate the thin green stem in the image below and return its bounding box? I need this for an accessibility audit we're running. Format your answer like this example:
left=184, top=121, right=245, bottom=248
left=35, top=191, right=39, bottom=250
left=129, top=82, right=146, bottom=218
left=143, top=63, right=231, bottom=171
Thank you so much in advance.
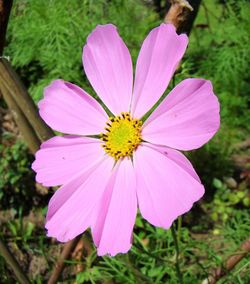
left=171, top=225, right=183, bottom=284
left=177, top=216, right=182, bottom=245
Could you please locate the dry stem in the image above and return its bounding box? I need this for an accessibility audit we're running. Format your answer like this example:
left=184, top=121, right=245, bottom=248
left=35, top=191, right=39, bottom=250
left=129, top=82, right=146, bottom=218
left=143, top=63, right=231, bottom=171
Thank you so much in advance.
left=164, top=0, right=201, bottom=34
left=48, top=236, right=82, bottom=284
left=0, top=58, right=54, bottom=142
left=202, top=237, right=250, bottom=284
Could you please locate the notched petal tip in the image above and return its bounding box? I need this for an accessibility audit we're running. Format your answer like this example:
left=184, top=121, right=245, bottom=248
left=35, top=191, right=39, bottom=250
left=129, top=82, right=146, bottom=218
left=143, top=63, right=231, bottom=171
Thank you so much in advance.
left=179, top=32, right=189, bottom=44
left=97, top=244, right=132, bottom=257
left=135, top=145, right=205, bottom=229
left=200, top=78, right=221, bottom=132
left=143, top=77, right=220, bottom=150
left=85, top=23, right=118, bottom=45
left=82, top=22, right=133, bottom=115
left=37, top=78, right=108, bottom=135
left=160, top=22, right=189, bottom=41
left=91, top=159, right=137, bottom=257
left=43, top=79, right=65, bottom=97
left=131, top=22, right=189, bottom=118
left=45, top=225, right=70, bottom=243
left=95, top=23, right=117, bottom=31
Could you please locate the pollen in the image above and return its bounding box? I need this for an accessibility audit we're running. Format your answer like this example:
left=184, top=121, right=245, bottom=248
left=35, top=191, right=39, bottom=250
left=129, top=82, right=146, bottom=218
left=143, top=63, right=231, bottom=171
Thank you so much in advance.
left=101, top=112, right=142, bottom=160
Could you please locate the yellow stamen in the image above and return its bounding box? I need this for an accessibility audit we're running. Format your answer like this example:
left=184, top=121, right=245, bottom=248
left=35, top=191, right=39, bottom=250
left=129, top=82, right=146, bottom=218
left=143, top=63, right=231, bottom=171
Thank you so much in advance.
left=101, top=112, right=142, bottom=160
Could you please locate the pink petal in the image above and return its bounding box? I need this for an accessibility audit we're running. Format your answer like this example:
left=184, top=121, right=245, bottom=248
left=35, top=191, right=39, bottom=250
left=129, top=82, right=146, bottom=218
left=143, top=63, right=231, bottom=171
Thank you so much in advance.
left=38, top=80, right=108, bottom=135
left=91, top=158, right=137, bottom=256
left=45, top=156, right=114, bottom=242
left=134, top=143, right=204, bottom=229
left=143, top=79, right=220, bottom=150
left=131, top=24, right=188, bottom=118
left=32, top=136, right=105, bottom=187
left=83, top=24, right=133, bottom=115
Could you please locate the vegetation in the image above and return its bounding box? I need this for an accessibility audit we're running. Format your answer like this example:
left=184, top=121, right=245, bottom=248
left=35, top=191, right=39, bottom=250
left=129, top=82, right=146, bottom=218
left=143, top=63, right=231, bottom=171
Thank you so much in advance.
left=1, top=0, right=249, bottom=283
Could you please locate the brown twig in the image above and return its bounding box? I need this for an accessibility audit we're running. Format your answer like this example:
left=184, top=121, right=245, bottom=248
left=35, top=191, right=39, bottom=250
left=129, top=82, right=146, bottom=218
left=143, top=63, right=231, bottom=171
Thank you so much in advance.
left=164, top=0, right=201, bottom=34
left=0, top=86, right=40, bottom=153
left=48, top=235, right=82, bottom=284
left=0, top=1, right=53, bottom=145
left=0, top=58, right=54, bottom=142
left=202, top=237, right=250, bottom=284
left=0, top=238, right=31, bottom=284
left=71, top=234, right=93, bottom=274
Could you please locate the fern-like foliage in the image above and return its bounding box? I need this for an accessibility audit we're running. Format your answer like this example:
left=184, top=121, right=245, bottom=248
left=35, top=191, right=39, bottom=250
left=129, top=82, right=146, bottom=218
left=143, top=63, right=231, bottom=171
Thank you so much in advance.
left=187, top=0, right=250, bottom=130
left=6, top=0, right=158, bottom=101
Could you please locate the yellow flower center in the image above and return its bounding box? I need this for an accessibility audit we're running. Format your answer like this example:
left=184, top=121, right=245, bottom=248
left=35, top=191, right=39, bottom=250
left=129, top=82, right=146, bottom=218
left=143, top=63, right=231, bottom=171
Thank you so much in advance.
left=101, top=112, right=142, bottom=160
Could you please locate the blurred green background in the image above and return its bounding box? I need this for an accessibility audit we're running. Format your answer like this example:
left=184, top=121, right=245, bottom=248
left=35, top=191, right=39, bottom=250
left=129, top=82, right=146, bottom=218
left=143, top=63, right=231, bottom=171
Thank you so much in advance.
left=0, top=0, right=249, bottom=283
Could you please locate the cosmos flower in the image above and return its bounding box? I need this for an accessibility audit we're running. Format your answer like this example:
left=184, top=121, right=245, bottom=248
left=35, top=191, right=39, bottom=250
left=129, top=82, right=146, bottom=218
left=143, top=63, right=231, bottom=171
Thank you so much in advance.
left=32, top=23, right=220, bottom=256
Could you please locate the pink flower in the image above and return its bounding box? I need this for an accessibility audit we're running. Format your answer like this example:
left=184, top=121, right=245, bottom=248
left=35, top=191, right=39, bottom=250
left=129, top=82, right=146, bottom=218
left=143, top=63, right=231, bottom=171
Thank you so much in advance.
left=32, top=24, right=220, bottom=256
